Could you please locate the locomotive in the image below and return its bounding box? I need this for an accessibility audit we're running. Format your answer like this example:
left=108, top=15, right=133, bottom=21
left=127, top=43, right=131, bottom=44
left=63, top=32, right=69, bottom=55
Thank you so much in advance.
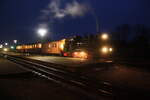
left=16, top=34, right=113, bottom=59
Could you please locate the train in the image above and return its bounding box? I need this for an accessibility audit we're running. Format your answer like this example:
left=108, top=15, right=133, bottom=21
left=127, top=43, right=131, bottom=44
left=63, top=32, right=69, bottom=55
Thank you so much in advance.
left=16, top=34, right=113, bottom=59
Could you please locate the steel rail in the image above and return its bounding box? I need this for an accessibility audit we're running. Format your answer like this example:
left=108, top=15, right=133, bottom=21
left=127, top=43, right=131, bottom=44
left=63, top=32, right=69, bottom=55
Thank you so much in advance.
left=3, top=54, right=115, bottom=99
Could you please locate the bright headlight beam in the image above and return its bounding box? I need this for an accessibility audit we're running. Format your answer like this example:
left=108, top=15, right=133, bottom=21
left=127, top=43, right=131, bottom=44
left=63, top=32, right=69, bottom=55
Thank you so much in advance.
left=101, top=47, right=108, bottom=53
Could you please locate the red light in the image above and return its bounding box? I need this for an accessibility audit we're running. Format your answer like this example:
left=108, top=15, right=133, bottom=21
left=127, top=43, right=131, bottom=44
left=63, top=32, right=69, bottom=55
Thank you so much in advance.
left=73, top=52, right=79, bottom=57
left=63, top=53, right=68, bottom=56
left=74, top=52, right=78, bottom=55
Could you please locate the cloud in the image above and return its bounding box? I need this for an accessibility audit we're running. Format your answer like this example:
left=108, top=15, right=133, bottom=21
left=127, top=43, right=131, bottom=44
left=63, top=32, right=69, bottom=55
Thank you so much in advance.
left=42, top=0, right=89, bottom=19
left=48, top=0, right=65, bottom=18
left=38, top=0, right=89, bottom=35
left=65, top=1, right=89, bottom=17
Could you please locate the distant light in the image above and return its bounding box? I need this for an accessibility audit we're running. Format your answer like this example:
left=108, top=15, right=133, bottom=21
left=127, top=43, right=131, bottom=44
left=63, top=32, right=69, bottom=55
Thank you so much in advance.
left=3, top=48, right=8, bottom=52
left=73, top=52, right=78, bottom=56
left=101, top=33, right=108, bottom=40
left=16, top=46, right=21, bottom=50
left=13, top=40, right=17, bottom=44
left=73, top=51, right=88, bottom=59
left=63, top=53, right=68, bottom=56
left=80, top=51, right=88, bottom=59
left=11, top=46, right=14, bottom=49
left=109, top=48, right=113, bottom=52
left=37, top=28, right=48, bottom=37
left=0, top=44, right=3, bottom=48
left=101, top=47, right=108, bottom=54
left=5, top=43, right=8, bottom=46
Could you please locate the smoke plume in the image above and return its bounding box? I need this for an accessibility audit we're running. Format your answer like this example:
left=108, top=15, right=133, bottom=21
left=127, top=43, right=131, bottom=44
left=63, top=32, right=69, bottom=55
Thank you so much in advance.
left=41, top=0, right=89, bottom=19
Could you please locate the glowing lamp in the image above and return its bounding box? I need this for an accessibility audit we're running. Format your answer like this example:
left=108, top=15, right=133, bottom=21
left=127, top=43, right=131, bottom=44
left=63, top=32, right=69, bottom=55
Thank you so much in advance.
left=37, top=28, right=48, bottom=37
left=3, top=48, right=8, bottom=52
left=101, top=47, right=108, bottom=54
left=109, top=48, right=113, bottom=52
left=101, top=33, right=108, bottom=40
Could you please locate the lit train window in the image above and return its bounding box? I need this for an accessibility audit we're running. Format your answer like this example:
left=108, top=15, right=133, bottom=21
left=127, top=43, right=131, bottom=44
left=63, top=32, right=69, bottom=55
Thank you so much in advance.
left=55, top=43, right=57, bottom=48
left=38, top=44, right=42, bottom=48
left=49, top=44, right=51, bottom=48
left=52, top=43, right=57, bottom=48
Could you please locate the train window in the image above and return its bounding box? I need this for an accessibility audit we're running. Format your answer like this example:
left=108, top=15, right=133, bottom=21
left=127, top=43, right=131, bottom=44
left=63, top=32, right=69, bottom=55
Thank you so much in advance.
left=52, top=43, right=57, bottom=48
left=49, top=44, right=51, bottom=48
left=38, top=44, right=42, bottom=48
left=35, top=44, right=37, bottom=48
left=55, top=43, right=57, bottom=48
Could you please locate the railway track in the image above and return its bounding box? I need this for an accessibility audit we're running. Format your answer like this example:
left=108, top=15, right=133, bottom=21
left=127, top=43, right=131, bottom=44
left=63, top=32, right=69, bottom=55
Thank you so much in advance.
left=2, top=54, right=115, bottom=100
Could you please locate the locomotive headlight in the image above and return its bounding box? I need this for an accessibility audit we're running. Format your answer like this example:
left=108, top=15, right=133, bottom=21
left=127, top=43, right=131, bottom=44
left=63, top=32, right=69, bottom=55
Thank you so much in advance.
left=109, top=48, right=113, bottom=52
left=79, top=51, right=88, bottom=59
left=80, top=51, right=87, bottom=58
left=101, top=47, right=108, bottom=54
left=73, top=51, right=88, bottom=59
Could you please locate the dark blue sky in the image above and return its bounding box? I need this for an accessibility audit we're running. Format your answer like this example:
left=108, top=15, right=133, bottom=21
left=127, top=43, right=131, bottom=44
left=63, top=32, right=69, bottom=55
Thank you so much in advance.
left=0, top=0, right=150, bottom=44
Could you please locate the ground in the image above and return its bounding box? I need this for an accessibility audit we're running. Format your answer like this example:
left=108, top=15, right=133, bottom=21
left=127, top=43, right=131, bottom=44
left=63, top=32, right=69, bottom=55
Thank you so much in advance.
left=0, top=52, right=150, bottom=99
left=0, top=57, right=94, bottom=100
left=26, top=55, right=150, bottom=99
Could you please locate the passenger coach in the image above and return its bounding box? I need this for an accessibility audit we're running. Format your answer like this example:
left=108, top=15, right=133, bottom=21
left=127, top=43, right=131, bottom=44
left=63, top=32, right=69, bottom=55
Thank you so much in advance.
left=16, top=34, right=113, bottom=59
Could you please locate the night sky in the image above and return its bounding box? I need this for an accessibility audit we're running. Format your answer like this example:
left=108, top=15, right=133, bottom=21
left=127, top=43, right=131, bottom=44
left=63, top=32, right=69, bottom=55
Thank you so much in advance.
left=0, top=0, right=150, bottom=44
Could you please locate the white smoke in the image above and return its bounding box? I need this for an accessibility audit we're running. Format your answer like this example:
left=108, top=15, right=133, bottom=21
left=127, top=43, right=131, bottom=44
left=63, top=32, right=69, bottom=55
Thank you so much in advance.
left=41, top=0, right=89, bottom=19
left=38, top=23, right=48, bottom=29
left=65, top=1, right=88, bottom=17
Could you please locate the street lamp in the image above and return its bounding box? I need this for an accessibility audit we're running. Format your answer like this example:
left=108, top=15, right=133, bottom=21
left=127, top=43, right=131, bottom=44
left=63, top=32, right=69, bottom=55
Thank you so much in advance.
left=5, top=43, right=8, bottom=46
left=37, top=28, right=48, bottom=38
left=13, top=40, right=17, bottom=44
left=109, top=48, right=113, bottom=52
left=101, top=33, right=108, bottom=40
